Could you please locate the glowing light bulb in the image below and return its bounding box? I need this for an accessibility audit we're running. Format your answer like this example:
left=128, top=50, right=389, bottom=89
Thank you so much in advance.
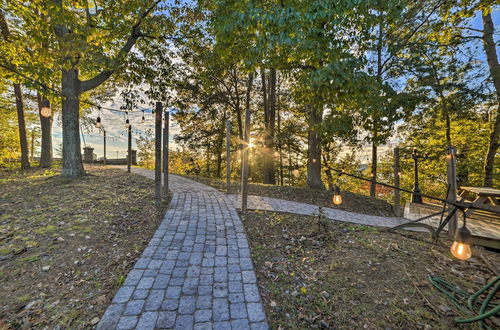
left=95, top=116, right=102, bottom=128
left=450, top=241, right=472, bottom=260
left=292, top=169, right=300, bottom=177
left=332, top=185, right=342, bottom=205
left=40, top=99, right=51, bottom=117
left=142, top=116, right=145, bottom=123
left=450, top=226, right=472, bottom=261
left=125, top=118, right=130, bottom=128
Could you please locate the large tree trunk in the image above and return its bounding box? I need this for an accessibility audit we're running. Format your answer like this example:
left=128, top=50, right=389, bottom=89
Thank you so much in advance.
left=13, top=84, right=30, bottom=169
left=37, top=93, right=53, bottom=168
left=307, top=106, right=324, bottom=189
left=262, top=68, right=277, bottom=184
left=482, top=10, right=500, bottom=187
left=61, top=69, right=85, bottom=176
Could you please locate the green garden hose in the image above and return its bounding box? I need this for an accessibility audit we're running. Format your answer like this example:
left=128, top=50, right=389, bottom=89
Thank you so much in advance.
left=429, top=275, right=499, bottom=329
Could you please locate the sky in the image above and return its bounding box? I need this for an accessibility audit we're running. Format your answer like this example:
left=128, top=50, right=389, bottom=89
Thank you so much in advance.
left=45, top=6, right=499, bottom=163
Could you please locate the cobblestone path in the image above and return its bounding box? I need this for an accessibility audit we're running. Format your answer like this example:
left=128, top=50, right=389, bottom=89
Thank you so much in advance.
left=98, top=169, right=268, bottom=329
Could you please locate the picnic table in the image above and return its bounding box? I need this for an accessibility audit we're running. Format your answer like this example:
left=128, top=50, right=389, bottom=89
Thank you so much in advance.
left=460, top=186, right=500, bottom=216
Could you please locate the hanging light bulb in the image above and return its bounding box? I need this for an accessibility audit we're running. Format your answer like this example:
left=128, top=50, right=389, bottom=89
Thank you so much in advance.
left=40, top=98, right=51, bottom=117
left=125, top=111, right=130, bottom=128
left=141, top=110, right=145, bottom=123
left=450, top=224, right=472, bottom=260
left=332, top=185, right=342, bottom=205
left=95, top=116, right=102, bottom=128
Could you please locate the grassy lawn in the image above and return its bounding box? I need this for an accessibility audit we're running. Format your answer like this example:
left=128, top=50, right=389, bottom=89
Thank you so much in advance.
left=0, top=166, right=167, bottom=329
left=242, top=210, right=500, bottom=329
left=182, top=175, right=395, bottom=217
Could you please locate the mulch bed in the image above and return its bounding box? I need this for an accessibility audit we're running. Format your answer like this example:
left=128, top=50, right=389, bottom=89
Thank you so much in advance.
left=0, top=166, right=168, bottom=329
left=242, top=210, right=500, bottom=329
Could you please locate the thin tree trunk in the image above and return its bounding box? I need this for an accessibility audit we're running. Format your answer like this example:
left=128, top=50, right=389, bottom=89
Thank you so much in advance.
left=307, top=106, right=324, bottom=189
left=14, top=84, right=30, bottom=169
left=481, top=10, right=500, bottom=187
left=262, top=68, right=277, bottom=184
left=370, top=141, right=377, bottom=197
left=37, top=92, right=53, bottom=168
left=30, top=130, right=34, bottom=162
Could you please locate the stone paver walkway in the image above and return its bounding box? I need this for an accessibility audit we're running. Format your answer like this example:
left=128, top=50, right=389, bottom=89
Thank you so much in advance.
left=226, top=195, right=409, bottom=228
left=98, top=168, right=268, bottom=329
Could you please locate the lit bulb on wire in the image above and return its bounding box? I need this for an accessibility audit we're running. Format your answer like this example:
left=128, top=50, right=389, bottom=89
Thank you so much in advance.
left=95, top=116, right=102, bottom=128
left=142, top=110, right=145, bottom=123
left=40, top=98, right=51, bottom=117
left=450, top=217, right=472, bottom=260
left=332, top=185, right=342, bottom=205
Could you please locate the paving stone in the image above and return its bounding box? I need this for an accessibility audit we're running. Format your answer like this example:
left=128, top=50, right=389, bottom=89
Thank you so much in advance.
left=197, top=295, right=212, bottom=309
left=156, top=311, right=176, bottom=328
left=137, top=277, right=154, bottom=290
left=213, top=321, right=231, bottom=330
left=112, top=286, right=134, bottom=304
left=251, top=322, right=269, bottom=330
left=228, top=281, right=243, bottom=293
left=195, top=309, right=212, bottom=322
left=213, top=298, right=229, bottom=321
left=242, top=271, right=257, bottom=284
left=165, top=286, right=181, bottom=299
left=175, top=315, right=194, bottom=329
left=116, top=316, right=138, bottom=330
left=161, top=299, right=178, bottom=311
left=136, top=311, right=158, bottom=329
left=132, top=289, right=149, bottom=300
left=230, top=302, right=248, bottom=319
left=178, top=295, right=197, bottom=314
left=153, top=275, right=170, bottom=289
left=244, top=283, right=260, bottom=302
left=231, top=319, right=250, bottom=330
left=247, top=303, right=266, bottom=322
left=194, top=322, right=213, bottom=330
left=124, top=300, right=144, bottom=316
left=145, top=290, right=165, bottom=311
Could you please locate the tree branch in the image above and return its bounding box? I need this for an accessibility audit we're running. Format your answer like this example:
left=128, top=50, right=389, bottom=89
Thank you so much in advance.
left=81, top=0, right=162, bottom=92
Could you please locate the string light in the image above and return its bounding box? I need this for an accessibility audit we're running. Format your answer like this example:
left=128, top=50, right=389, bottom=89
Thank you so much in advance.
left=40, top=98, right=51, bottom=117
left=142, top=110, right=145, bottom=123
left=450, top=211, right=472, bottom=260
left=95, top=106, right=102, bottom=128
left=125, top=112, right=130, bottom=128
left=332, top=185, right=342, bottom=205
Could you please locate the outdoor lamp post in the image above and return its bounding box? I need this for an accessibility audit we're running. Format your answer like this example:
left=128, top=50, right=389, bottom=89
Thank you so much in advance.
left=40, top=98, right=51, bottom=117
left=409, top=148, right=429, bottom=204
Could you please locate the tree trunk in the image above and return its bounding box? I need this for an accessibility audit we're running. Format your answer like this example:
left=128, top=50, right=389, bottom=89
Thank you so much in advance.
left=61, top=68, right=85, bottom=176
left=262, top=68, right=277, bottom=184
left=307, top=106, right=324, bottom=189
left=37, top=93, right=53, bottom=168
left=481, top=10, right=500, bottom=187
left=370, top=142, right=377, bottom=197
left=1, top=12, right=30, bottom=169
left=14, top=84, right=30, bottom=169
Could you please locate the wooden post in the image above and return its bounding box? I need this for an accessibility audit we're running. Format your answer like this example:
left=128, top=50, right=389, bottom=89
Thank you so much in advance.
left=103, top=130, right=106, bottom=165
left=163, top=110, right=169, bottom=196
left=446, top=146, right=458, bottom=235
left=127, top=125, right=132, bottom=173
left=226, top=120, right=231, bottom=194
left=155, top=102, right=162, bottom=208
left=393, top=147, right=401, bottom=217
left=241, top=109, right=250, bottom=213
